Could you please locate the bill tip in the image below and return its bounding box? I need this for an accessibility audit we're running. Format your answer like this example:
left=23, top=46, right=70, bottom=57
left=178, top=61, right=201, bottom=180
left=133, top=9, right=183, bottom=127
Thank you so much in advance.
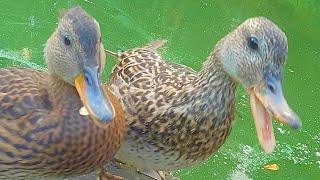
left=290, top=118, right=302, bottom=130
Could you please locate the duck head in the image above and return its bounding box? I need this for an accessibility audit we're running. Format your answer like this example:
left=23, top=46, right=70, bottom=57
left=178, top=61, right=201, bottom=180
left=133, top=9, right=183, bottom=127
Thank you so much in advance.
left=44, top=7, right=114, bottom=123
left=218, top=17, right=301, bottom=153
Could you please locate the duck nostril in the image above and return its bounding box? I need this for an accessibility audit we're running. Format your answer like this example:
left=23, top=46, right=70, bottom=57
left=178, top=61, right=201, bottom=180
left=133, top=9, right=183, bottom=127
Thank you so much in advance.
left=84, top=73, right=92, bottom=86
left=268, top=84, right=276, bottom=94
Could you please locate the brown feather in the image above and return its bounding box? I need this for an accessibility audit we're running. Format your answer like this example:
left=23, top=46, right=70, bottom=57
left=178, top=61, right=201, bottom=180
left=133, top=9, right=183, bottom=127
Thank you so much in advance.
left=107, top=17, right=292, bottom=172
left=0, top=6, right=125, bottom=179
left=0, top=68, right=125, bottom=179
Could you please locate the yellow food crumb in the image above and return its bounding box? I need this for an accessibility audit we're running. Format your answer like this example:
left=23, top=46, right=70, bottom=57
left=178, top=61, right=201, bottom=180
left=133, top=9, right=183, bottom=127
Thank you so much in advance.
left=264, top=164, right=279, bottom=171
left=79, top=106, right=89, bottom=116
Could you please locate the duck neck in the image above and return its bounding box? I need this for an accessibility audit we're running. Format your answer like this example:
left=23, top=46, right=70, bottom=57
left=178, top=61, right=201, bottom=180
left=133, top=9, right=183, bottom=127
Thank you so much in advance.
left=180, top=50, right=238, bottom=123
left=46, top=73, right=78, bottom=103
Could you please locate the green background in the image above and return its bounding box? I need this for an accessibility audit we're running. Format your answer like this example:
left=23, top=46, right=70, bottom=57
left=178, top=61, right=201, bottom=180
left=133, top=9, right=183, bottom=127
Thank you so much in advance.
left=0, top=0, right=319, bottom=179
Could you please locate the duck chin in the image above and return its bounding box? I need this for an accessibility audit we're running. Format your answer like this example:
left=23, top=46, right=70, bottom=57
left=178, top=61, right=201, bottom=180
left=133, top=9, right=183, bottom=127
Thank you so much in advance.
left=249, top=91, right=275, bottom=153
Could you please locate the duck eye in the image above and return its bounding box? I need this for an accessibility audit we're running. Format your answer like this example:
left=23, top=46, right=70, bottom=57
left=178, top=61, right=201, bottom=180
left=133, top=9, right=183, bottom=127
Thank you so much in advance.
left=248, top=37, right=258, bottom=50
left=64, top=35, right=71, bottom=46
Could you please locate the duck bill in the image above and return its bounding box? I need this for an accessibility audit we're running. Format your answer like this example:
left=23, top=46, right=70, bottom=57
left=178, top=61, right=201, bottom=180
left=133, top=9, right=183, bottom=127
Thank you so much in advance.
left=249, top=74, right=302, bottom=153
left=74, top=66, right=115, bottom=123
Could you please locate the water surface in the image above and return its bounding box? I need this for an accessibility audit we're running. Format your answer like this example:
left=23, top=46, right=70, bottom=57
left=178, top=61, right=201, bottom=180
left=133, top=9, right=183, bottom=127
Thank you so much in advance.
left=0, top=0, right=319, bottom=179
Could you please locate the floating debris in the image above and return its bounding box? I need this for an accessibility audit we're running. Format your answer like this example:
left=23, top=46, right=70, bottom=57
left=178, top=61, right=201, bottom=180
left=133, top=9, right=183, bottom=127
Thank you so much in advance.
left=264, top=164, right=279, bottom=171
left=79, top=106, right=89, bottom=116
left=21, top=47, right=31, bottom=60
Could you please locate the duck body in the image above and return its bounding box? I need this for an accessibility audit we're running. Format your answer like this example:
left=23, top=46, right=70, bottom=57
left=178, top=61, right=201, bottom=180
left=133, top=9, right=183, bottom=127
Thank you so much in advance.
left=107, top=17, right=302, bottom=177
left=109, top=43, right=236, bottom=170
left=0, top=68, right=124, bottom=179
left=0, top=7, right=125, bottom=179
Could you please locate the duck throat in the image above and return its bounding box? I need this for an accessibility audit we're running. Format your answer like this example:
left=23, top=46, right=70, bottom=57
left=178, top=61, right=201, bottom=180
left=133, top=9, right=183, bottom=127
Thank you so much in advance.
left=46, top=73, right=78, bottom=103
left=171, top=55, right=238, bottom=155
left=182, top=52, right=238, bottom=125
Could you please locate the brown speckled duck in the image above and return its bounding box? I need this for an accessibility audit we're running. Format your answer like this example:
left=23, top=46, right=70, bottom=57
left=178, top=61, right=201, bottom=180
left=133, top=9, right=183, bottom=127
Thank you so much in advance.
left=106, top=17, right=302, bottom=179
left=0, top=7, right=125, bottom=179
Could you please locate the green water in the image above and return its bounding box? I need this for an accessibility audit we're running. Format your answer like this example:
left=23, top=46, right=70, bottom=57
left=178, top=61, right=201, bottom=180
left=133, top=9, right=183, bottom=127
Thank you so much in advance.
left=0, top=0, right=319, bottom=179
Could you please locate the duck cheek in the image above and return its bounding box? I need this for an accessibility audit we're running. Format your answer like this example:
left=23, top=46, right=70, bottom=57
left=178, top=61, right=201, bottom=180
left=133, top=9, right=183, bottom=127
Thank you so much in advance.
left=99, top=46, right=106, bottom=73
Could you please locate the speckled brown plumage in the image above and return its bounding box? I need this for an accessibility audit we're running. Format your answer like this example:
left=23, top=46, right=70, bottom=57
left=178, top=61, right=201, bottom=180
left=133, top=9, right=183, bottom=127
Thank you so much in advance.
left=108, top=41, right=236, bottom=171
left=107, top=17, right=302, bottom=179
left=0, top=7, right=125, bottom=180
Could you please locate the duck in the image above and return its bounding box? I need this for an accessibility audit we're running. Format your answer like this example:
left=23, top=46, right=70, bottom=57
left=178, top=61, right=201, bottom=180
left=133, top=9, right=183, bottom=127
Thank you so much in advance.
left=106, top=17, right=302, bottom=179
left=0, top=7, right=125, bottom=180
